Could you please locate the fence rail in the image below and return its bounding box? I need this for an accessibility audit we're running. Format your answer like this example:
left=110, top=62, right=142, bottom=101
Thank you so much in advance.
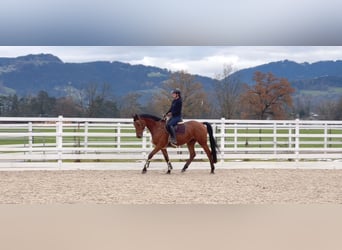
left=1, top=116, right=342, bottom=168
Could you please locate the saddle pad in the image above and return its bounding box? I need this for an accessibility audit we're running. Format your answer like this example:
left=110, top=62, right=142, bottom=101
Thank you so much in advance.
left=175, top=123, right=186, bottom=134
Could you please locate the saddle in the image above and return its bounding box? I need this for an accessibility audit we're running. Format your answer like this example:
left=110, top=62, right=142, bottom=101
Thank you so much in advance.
left=163, top=116, right=185, bottom=134
left=174, top=121, right=185, bottom=134
left=163, top=119, right=185, bottom=148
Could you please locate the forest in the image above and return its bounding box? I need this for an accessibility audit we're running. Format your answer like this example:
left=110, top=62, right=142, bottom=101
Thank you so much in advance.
left=1, top=70, right=342, bottom=120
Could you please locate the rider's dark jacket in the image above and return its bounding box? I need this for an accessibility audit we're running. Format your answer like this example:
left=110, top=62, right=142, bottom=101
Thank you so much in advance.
left=167, top=97, right=182, bottom=117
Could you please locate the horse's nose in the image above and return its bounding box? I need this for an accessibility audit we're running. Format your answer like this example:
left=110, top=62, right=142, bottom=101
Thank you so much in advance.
left=137, top=134, right=142, bottom=138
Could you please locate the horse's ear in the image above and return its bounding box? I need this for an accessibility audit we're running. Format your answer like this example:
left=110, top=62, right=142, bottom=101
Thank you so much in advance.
left=133, top=114, right=139, bottom=121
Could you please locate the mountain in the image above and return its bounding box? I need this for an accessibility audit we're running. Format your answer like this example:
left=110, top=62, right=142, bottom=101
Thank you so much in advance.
left=229, top=60, right=342, bottom=101
left=230, top=59, right=342, bottom=84
left=0, top=54, right=215, bottom=99
left=1, top=54, right=342, bottom=104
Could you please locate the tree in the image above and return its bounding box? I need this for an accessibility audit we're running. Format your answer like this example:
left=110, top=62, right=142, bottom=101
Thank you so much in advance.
left=151, top=71, right=211, bottom=118
left=29, top=91, right=56, bottom=116
left=293, top=94, right=314, bottom=119
left=18, top=96, right=33, bottom=116
left=335, top=97, right=342, bottom=120
left=96, top=98, right=119, bottom=118
left=55, top=96, right=84, bottom=117
left=0, top=96, right=7, bottom=116
left=240, top=71, right=295, bottom=119
left=317, top=96, right=342, bottom=120
left=1, top=95, right=27, bottom=116
left=213, top=65, right=242, bottom=119
left=119, top=92, right=142, bottom=117
left=8, top=95, right=20, bottom=116
left=83, top=83, right=117, bottom=117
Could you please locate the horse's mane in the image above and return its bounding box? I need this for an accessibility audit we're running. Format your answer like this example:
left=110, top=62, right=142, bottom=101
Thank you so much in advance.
left=139, top=114, right=162, bottom=121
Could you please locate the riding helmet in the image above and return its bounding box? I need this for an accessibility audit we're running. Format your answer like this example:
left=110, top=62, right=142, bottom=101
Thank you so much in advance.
left=171, top=88, right=181, bottom=95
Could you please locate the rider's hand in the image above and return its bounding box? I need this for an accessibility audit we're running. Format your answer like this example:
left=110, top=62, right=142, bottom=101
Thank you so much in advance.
left=163, top=113, right=170, bottom=120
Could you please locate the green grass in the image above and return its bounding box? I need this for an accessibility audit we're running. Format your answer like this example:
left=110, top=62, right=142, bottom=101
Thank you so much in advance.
left=300, top=86, right=342, bottom=96
left=219, top=127, right=342, bottom=149
left=1, top=126, right=342, bottom=150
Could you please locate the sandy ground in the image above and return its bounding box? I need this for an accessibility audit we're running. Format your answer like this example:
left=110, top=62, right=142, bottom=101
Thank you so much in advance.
left=1, top=169, right=342, bottom=204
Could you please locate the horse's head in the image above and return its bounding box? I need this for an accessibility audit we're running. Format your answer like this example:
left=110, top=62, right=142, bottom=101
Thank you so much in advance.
left=133, top=114, right=146, bottom=138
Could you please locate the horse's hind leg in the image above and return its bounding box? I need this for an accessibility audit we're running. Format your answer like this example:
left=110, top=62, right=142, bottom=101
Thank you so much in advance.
left=198, top=142, right=215, bottom=174
left=182, top=140, right=196, bottom=172
left=161, top=148, right=173, bottom=174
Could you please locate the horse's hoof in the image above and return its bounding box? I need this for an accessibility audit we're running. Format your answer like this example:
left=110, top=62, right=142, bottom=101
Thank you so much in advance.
left=166, top=170, right=171, bottom=174
left=181, top=168, right=187, bottom=173
left=210, top=171, right=215, bottom=174
left=142, top=169, right=147, bottom=174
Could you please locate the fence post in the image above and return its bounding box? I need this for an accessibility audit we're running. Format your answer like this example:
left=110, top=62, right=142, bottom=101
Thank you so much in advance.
left=324, top=122, right=328, bottom=154
left=295, top=119, right=300, bottom=162
left=273, top=122, right=277, bottom=155
left=84, top=122, right=88, bottom=154
left=234, top=122, right=238, bottom=152
left=56, top=115, right=63, bottom=168
left=117, top=123, right=121, bottom=150
left=288, top=123, right=292, bottom=150
left=220, top=118, right=225, bottom=161
left=28, top=122, right=33, bottom=155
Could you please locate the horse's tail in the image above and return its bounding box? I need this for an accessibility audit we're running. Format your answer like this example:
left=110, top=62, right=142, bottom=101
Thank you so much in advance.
left=203, top=122, right=219, bottom=163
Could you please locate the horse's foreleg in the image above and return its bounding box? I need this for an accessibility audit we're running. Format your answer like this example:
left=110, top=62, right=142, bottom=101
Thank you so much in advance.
left=161, top=148, right=172, bottom=174
left=182, top=140, right=196, bottom=172
left=142, top=147, right=161, bottom=174
left=142, top=160, right=150, bottom=174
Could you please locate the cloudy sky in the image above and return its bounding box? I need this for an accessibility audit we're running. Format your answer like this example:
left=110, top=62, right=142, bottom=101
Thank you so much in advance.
left=1, top=46, right=342, bottom=78
left=1, top=1, right=342, bottom=77
left=1, top=0, right=342, bottom=46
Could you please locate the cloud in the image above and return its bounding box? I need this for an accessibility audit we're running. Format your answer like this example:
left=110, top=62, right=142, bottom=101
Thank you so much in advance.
left=1, top=0, right=342, bottom=45
left=1, top=46, right=342, bottom=77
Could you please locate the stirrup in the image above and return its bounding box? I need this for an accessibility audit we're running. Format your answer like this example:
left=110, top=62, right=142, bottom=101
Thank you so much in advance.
left=168, top=137, right=177, bottom=147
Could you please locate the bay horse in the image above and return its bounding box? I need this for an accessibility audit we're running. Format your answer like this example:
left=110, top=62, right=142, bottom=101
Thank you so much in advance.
left=133, top=114, right=218, bottom=174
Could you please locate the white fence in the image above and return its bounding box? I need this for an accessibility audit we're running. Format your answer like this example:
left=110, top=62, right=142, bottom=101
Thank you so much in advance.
left=0, top=116, right=342, bottom=168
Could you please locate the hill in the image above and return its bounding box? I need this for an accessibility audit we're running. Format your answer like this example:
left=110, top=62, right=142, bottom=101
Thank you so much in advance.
left=1, top=54, right=342, bottom=104
left=0, top=54, right=215, bottom=99
left=229, top=59, right=342, bottom=101
left=230, top=59, right=342, bottom=84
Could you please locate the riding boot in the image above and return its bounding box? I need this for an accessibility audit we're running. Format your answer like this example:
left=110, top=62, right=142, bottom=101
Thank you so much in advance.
left=169, top=126, right=177, bottom=145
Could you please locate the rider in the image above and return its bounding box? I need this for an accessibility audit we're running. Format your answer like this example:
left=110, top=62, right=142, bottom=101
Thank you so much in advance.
left=165, top=88, right=183, bottom=146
